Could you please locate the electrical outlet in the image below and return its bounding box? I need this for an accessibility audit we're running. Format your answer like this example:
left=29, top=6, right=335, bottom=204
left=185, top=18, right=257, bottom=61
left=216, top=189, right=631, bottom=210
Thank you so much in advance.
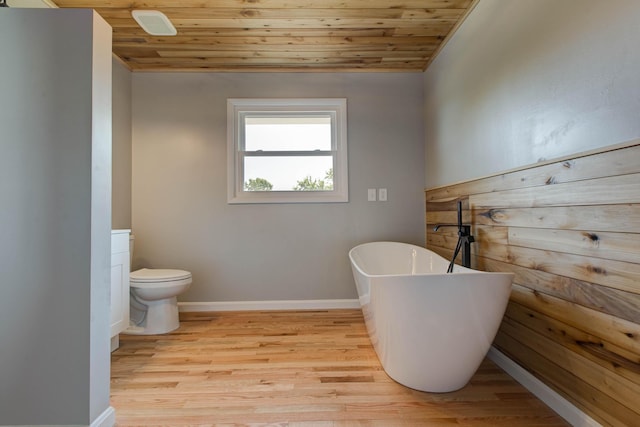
left=378, top=188, right=387, bottom=201
left=367, top=188, right=377, bottom=201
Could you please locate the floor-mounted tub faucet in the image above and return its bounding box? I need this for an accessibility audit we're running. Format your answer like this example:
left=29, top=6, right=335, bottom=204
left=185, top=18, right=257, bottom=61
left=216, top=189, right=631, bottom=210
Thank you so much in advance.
left=433, top=201, right=475, bottom=272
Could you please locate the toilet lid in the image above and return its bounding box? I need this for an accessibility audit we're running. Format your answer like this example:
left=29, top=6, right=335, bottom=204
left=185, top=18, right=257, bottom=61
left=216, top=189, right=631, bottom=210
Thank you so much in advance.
left=130, top=268, right=192, bottom=283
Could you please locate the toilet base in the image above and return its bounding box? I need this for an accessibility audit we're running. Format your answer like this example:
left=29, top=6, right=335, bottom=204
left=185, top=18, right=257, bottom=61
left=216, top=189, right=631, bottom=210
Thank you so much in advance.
left=123, top=295, right=181, bottom=335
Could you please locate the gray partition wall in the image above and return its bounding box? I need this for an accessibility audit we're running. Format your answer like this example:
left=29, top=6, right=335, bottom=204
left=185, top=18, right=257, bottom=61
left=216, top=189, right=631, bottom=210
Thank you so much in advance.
left=0, top=9, right=114, bottom=427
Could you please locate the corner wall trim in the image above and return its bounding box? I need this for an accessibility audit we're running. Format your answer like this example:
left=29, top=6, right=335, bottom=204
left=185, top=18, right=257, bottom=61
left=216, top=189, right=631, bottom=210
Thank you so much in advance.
left=178, top=299, right=360, bottom=312
left=487, top=347, right=601, bottom=427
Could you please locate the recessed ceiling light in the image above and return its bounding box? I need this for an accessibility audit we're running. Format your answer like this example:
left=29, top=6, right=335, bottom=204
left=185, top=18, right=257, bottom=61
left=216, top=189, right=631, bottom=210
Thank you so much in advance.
left=131, top=10, right=177, bottom=36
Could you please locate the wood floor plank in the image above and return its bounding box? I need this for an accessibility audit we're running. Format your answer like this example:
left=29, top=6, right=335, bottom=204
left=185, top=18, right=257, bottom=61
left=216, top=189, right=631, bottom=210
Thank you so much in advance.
left=111, top=310, right=569, bottom=426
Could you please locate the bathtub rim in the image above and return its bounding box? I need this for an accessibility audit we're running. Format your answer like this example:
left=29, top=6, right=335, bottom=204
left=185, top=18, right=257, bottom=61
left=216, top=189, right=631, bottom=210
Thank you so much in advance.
left=348, top=241, right=515, bottom=279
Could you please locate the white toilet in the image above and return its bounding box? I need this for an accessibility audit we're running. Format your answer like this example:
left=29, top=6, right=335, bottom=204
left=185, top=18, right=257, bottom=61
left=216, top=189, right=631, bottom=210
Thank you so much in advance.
left=125, top=235, right=192, bottom=335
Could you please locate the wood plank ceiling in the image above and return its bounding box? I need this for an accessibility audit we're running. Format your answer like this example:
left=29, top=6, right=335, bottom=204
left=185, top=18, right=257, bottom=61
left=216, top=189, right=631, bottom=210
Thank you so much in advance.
left=50, top=0, right=477, bottom=72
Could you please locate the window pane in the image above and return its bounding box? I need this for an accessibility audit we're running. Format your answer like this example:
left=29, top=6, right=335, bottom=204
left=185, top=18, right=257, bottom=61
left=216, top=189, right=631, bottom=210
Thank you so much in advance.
left=244, top=115, right=332, bottom=151
left=244, top=156, right=334, bottom=191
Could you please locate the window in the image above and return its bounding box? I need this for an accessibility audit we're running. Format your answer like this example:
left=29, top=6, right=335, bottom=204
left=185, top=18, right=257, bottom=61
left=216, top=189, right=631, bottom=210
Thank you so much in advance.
left=227, top=98, right=348, bottom=204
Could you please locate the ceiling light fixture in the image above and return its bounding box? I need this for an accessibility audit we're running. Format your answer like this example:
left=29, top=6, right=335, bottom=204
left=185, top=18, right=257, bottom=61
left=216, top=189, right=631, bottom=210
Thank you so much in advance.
left=131, top=10, right=177, bottom=36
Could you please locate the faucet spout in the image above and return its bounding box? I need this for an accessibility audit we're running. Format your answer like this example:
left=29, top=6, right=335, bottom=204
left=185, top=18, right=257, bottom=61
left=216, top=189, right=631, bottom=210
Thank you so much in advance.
left=432, top=201, right=475, bottom=271
left=432, top=224, right=456, bottom=232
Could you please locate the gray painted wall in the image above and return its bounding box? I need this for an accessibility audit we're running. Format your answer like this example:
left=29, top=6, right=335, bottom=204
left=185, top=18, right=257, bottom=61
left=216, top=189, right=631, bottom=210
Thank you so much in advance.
left=132, top=73, right=425, bottom=302
left=0, top=9, right=112, bottom=426
left=112, top=58, right=132, bottom=230
left=424, top=0, right=640, bottom=187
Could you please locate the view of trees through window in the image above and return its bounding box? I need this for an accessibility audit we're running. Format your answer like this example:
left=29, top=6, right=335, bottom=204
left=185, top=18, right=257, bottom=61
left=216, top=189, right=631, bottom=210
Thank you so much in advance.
left=244, top=168, right=334, bottom=192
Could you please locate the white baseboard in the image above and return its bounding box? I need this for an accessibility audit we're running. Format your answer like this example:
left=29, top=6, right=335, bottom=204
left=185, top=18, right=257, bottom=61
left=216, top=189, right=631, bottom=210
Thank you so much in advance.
left=179, top=299, right=360, bottom=312
left=487, top=347, right=601, bottom=427
left=2, top=407, right=115, bottom=427
left=90, top=406, right=115, bottom=427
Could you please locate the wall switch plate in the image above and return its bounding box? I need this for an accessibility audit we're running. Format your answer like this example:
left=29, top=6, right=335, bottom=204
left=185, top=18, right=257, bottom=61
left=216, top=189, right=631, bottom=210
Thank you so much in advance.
left=378, top=188, right=387, bottom=201
left=367, top=188, right=377, bottom=201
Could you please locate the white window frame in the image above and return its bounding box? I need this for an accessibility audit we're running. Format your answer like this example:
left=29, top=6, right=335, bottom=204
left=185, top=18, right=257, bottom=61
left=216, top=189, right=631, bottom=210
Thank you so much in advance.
left=227, top=98, right=348, bottom=204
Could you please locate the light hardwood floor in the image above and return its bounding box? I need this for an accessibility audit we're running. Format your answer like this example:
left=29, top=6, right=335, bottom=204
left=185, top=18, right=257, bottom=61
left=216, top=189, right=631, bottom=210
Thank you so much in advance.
left=111, top=310, right=569, bottom=426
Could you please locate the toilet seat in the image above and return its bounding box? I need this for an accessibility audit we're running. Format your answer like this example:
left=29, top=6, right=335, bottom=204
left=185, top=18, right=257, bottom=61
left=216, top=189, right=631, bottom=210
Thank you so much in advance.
left=130, top=268, right=192, bottom=287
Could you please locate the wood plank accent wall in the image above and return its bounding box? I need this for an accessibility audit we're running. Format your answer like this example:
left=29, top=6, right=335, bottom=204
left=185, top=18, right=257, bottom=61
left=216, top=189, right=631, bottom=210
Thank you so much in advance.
left=425, top=141, right=640, bottom=427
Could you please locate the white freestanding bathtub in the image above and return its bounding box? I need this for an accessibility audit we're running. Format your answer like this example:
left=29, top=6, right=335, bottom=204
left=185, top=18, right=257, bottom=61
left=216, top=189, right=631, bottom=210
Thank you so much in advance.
left=348, top=241, right=513, bottom=392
